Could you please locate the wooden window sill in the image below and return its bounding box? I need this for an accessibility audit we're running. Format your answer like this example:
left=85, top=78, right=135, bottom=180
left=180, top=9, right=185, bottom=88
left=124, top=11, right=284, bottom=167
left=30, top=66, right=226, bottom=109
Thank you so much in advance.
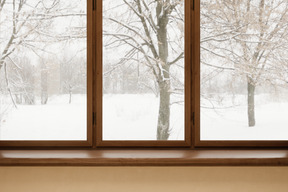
left=0, top=149, right=288, bottom=166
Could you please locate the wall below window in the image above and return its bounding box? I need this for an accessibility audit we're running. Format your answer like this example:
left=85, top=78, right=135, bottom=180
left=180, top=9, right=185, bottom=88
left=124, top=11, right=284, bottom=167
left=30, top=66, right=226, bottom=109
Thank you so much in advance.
left=1, top=167, right=288, bottom=192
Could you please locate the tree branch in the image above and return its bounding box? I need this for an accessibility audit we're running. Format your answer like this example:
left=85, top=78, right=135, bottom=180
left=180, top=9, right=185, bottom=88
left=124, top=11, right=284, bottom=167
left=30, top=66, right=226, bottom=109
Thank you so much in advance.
left=168, top=52, right=183, bottom=65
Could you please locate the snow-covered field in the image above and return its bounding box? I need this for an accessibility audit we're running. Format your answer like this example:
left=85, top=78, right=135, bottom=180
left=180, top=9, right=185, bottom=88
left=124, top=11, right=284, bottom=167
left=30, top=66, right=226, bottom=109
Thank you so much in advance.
left=103, top=94, right=185, bottom=140
left=201, top=94, right=288, bottom=140
left=0, top=95, right=87, bottom=140
left=1, top=94, right=288, bottom=141
left=0, top=94, right=185, bottom=141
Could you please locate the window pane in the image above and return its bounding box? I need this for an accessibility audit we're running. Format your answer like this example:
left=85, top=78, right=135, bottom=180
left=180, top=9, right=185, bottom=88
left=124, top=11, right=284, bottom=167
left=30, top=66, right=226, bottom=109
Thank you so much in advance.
left=0, top=0, right=87, bottom=140
left=103, top=0, right=185, bottom=140
left=200, top=0, right=288, bottom=140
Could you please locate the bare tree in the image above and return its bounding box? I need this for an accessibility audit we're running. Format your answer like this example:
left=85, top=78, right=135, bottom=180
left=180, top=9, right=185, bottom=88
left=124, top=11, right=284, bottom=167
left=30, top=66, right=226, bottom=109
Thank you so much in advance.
left=5, top=56, right=36, bottom=105
left=60, top=55, right=86, bottom=104
left=0, top=0, right=62, bottom=71
left=201, top=0, right=288, bottom=126
left=0, top=0, right=87, bottom=104
left=104, top=0, right=184, bottom=140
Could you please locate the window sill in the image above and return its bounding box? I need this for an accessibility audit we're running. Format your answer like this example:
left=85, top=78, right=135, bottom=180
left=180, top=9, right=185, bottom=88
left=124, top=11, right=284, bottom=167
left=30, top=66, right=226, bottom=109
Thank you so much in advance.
left=0, top=149, right=288, bottom=166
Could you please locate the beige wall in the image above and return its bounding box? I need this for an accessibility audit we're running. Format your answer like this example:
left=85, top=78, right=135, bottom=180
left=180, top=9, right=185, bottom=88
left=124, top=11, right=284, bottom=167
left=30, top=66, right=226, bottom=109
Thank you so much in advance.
left=1, top=167, right=288, bottom=192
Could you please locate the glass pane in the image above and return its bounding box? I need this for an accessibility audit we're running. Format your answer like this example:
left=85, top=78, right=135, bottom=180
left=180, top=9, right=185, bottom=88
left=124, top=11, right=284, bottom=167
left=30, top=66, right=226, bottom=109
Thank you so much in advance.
left=200, top=0, right=288, bottom=140
left=103, top=0, right=185, bottom=140
left=0, top=0, right=87, bottom=140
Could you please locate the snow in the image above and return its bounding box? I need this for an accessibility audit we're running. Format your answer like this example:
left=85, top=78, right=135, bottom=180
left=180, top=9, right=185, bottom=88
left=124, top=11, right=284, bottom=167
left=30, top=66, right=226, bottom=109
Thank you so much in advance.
left=0, top=95, right=87, bottom=140
left=1, top=93, right=288, bottom=141
left=201, top=94, right=288, bottom=140
left=0, top=94, right=185, bottom=141
left=103, top=94, right=185, bottom=140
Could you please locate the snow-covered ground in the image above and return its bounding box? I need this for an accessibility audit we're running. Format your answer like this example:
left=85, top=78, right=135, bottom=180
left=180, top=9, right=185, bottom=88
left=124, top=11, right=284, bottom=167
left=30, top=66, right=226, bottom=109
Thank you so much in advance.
left=0, top=94, right=185, bottom=141
left=201, top=94, right=288, bottom=140
left=0, top=95, right=87, bottom=140
left=103, top=94, right=185, bottom=140
left=1, top=93, right=288, bottom=141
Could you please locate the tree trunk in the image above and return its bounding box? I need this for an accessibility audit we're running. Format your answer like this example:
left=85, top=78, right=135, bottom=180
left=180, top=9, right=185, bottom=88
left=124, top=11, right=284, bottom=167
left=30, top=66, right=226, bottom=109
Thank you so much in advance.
left=156, top=1, right=171, bottom=140
left=247, top=79, right=255, bottom=127
left=4, top=63, right=17, bottom=108
left=157, top=78, right=171, bottom=140
left=41, top=62, right=48, bottom=105
left=69, top=91, right=72, bottom=104
left=69, top=85, right=72, bottom=104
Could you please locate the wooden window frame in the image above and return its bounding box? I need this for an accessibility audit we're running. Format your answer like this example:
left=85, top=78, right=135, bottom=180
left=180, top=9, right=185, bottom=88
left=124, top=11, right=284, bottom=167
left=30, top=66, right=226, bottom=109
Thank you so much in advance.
left=0, top=0, right=288, bottom=150
left=94, top=0, right=192, bottom=148
left=0, top=0, right=192, bottom=148
left=0, top=0, right=94, bottom=148
left=193, top=0, right=288, bottom=148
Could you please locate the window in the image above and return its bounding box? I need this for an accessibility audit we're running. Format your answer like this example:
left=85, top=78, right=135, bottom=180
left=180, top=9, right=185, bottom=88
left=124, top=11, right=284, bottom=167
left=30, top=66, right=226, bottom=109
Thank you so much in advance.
left=0, top=0, right=191, bottom=148
left=0, top=0, right=92, bottom=146
left=1, top=0, right=287, bottom=149
left=98, top=0, right=191, bottom=146
left=195, top=0, right=288, bottom=147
